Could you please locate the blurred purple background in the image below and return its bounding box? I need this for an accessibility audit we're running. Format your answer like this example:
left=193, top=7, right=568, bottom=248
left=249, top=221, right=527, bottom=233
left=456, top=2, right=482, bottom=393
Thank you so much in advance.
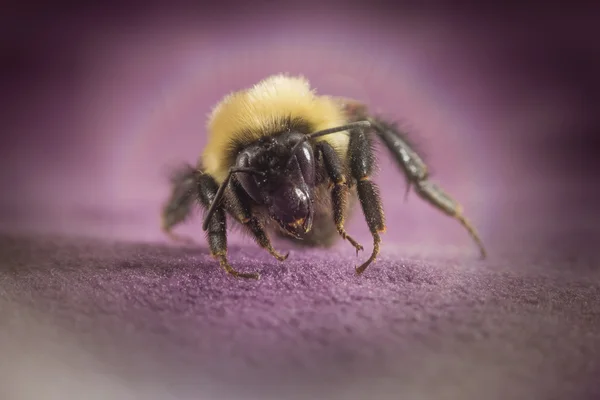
left=1, top=2, right=599, bottom=400
left=1, top=2, right=597, bottom=251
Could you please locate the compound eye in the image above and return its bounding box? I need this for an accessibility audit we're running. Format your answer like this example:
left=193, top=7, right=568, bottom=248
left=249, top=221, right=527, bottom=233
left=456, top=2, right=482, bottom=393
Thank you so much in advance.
left=235, top=152, right=264, bottom=204
left=294, top=142, right=316, bottom=186
left=236, top=173, right=263, bottom=204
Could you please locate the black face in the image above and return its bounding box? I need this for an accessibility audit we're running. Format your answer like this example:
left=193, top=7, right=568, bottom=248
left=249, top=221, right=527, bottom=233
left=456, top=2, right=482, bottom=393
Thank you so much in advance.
left=235, top=131, right=316, bottom=238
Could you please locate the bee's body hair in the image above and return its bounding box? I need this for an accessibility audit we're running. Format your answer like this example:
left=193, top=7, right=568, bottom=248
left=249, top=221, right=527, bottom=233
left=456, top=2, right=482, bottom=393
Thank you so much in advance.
left=161, top=74, right=488, bottom=279
left=201, top=74, right=350, bottom=184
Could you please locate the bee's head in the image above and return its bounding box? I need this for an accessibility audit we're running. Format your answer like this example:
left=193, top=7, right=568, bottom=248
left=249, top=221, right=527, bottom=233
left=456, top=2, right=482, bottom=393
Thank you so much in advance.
left=235, top=131, right=316, bottom=237
left=219, top=121, right=369, bottom=237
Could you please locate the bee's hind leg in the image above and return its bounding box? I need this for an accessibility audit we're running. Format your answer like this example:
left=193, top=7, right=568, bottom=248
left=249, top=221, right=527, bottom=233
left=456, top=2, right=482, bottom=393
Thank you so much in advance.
left=161, top=163, right=199, bottom=244
left=367, top=116, right=487, bottom=259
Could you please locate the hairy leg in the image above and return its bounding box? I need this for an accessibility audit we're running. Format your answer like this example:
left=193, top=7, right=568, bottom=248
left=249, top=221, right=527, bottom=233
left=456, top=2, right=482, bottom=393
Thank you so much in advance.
left=161, top=163, right=198, bottom=244
left=347, top=126, right=387, bottom=275
left=196, top=173, right=260, bottom=279
left=338, top=98, right=487, bottom=259
left=316, top=141, right=364, bottom=255
left=368, top=117, right=487, bottom=258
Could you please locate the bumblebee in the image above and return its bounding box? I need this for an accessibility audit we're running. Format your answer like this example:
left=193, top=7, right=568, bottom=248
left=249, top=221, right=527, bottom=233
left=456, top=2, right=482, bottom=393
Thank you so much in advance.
left=161, top=74, right=486, bottom=279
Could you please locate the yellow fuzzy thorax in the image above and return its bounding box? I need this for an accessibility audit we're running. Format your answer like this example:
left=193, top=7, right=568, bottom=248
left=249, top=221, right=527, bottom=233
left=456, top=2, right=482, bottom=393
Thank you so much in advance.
left=201, top=74, right=349, bottom=183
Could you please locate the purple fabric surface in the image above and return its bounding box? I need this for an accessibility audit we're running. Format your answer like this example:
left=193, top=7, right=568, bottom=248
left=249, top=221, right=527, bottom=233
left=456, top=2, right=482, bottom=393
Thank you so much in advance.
left=2, top=4, right=600, bottom=400
left=1, top=218, right=599, bottom=400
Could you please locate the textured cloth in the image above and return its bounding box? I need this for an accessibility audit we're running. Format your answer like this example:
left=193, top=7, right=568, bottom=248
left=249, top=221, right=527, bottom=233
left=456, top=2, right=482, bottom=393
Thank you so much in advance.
left=1, top=200, right=599, bottom=400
